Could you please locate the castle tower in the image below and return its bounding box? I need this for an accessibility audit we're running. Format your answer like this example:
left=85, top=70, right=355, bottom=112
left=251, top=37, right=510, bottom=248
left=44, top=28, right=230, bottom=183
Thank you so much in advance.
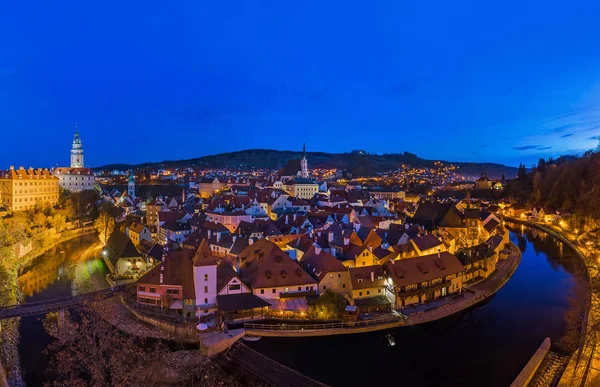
left=128, top=172, right=135, bottom=199
left=300, top=143, right=309, bottom=178
left=70, top=123, right=84, bottom=168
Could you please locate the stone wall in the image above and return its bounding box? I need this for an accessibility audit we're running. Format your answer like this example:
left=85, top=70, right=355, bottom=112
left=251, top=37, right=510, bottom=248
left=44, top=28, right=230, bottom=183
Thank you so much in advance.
left=510, top=338, right=551, bottom=387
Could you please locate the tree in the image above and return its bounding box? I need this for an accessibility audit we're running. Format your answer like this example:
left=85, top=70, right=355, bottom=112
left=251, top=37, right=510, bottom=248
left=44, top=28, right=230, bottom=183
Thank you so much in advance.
left=517, top=163, right=527, bottom=183
left=45, top=307, right=246, bottom=387
left=52, top=213, right=67, bottom=233
left=94, top=211, right=115, bottom=245
left=45, top=307, right=169, bottom=386
left=309, top=289, right=347, bottom=320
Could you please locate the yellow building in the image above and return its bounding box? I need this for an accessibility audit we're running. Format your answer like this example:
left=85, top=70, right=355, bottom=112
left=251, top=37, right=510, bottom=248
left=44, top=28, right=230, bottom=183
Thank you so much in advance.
left=0, top=166, right=60, bottom=212
left=198, top=177, right=223, bottom=199
left=385, top=252, right=464, bottom=309
left=283, top=178, right=319, bottom=200
left=348, top=265, right=393, bottom=312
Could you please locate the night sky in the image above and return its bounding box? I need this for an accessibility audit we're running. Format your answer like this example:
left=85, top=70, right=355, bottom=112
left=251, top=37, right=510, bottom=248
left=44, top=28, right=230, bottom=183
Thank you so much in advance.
left=1, top=1, right=600, bottom=168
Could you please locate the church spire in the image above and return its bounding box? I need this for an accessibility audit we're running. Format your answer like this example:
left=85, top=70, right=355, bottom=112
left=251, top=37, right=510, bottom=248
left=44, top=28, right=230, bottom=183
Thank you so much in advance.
left=300, top=143, right=309, bottom=179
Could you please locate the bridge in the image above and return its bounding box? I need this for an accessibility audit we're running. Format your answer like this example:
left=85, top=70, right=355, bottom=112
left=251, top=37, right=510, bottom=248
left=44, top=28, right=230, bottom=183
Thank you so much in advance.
left=0, top=285, right=128, bottom=320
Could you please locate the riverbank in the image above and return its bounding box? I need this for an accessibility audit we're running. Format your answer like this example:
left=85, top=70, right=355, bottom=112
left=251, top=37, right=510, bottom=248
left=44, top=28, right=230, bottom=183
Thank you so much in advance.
left=403, top=241, right=521, bottom=326
left=503, top=217, right=597, bottom=386
left=243, top=242, right=522, bottom=338
left=17, top=226, right=96, bottom=274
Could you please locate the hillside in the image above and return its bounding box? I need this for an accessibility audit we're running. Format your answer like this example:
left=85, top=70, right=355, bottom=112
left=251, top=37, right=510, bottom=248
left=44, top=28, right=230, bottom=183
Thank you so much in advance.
left=95, top=149, right=517, bottom=179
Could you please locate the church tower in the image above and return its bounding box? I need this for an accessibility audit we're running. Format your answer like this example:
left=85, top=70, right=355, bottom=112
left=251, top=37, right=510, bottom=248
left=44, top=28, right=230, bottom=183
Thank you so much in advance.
left=70, top=123, right=84, bottom=168
left=128, top=172, right=135, bottom=199
left=300, top=143, right=309, bottom=178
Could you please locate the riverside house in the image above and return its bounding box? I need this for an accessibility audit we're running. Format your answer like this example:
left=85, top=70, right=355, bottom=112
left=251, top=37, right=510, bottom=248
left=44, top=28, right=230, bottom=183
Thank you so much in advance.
left=385, top=252, right=464, bottom=309
left=103, top=230, right=146, bottom=276
left=348, top=265, right=394, bottom=313
left=136, top=248, right=197, bottom=318
left=237, top=239, right=318, bottom=318
left=299, top=245, right=351, bottom=296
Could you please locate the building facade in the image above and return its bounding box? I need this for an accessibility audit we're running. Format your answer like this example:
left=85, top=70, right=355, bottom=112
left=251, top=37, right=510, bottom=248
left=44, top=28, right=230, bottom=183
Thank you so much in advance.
left=0, top=166, right=60, bottom=211
left=70, top=126, right=84, bottom=168
left=54, top=128, right=95, bottom=192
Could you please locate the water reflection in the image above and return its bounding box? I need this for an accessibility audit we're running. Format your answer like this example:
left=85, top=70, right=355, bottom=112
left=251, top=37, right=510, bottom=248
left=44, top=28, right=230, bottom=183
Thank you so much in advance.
left=248, top=228, right=587, bottom=387
left=18, top=234, right=102, bottom=297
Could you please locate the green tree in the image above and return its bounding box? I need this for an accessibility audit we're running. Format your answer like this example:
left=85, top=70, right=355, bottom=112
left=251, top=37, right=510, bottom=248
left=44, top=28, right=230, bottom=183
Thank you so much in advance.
left=94, top=210, right=115, bottom=245
left=52, top=213, right=67, bottom=233
left=309, top=289, right=347, bottom=320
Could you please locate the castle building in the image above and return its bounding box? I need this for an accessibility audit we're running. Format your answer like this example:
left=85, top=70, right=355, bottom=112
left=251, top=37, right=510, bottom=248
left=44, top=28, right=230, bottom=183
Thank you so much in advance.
left=0, top=166, right=59, bottom=211
left=71, top=127, right=84, bottom=168
left=54, top=125, right=95, bottom=192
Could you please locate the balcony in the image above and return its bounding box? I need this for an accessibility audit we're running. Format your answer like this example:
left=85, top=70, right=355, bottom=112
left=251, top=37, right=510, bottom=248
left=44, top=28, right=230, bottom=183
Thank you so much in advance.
left=396, top=281, right=451, bottom=297
left=279, top=290, right=317, bottom=298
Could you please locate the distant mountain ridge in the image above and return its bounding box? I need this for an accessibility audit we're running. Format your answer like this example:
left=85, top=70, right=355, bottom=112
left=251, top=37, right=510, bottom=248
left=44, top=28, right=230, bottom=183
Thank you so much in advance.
left=95, top=149, right=518, bottom=179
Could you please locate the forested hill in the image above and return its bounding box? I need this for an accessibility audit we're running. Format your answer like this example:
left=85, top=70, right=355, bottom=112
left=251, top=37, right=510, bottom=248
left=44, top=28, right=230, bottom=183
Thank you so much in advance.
left=521, top=153, right=600, bottom=218
left=95, top=149, right=518, bottom=179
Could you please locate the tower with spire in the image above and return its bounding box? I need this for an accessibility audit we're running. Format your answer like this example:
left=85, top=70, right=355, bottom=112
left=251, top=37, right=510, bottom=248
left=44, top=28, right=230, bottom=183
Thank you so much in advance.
left=70, top=122, right=84, bottom=168
left=300, top=143, right=309, bottom=178
left=128, top=171, right=136, bottom=199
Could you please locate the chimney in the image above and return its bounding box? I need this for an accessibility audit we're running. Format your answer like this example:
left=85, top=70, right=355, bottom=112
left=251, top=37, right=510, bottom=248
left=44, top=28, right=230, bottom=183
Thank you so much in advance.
left=160, top=273, right=163, bottom=284
left=369, top=246, right=372, bottom=252
left=217, top=232, right=220, bottom=242
left=249, top=238, right=254, bottom=245
left=293, top=214, right=297, bottom=221
left=315, top=246, right=322, bottom=255
left=286, top=215, right=289, bottom=225
left=208, top=230, right=212, bottom=239
left=371, top=271, right=374, bottom=282
left=328, top=231, right=334, bottom=242
left=344, top=237, right=349, bottom=246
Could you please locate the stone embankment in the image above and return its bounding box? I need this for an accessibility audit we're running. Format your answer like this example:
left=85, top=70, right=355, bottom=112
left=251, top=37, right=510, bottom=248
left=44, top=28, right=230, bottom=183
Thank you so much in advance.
left=511, top=338, right=551, bottom=387
left=504, top=217, right=594, bottom=386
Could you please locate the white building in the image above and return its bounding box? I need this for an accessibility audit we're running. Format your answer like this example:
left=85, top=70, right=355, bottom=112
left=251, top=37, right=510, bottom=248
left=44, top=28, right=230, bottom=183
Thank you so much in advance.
left=192, top=240, right=218, bottom=317
left=54, top=126, right=95, bottom=192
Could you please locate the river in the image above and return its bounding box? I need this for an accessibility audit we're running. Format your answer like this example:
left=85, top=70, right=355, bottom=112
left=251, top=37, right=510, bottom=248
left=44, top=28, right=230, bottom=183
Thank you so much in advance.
left=15, top=227, right=586, bottom=386
left=16, top=234, right=107, bottom=387
left=247, top=227, right=587, bottom=387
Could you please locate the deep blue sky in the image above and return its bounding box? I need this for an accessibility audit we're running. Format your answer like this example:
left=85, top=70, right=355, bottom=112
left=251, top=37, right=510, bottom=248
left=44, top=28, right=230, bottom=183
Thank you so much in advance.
left=1, top=1, right=600, bottom=168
